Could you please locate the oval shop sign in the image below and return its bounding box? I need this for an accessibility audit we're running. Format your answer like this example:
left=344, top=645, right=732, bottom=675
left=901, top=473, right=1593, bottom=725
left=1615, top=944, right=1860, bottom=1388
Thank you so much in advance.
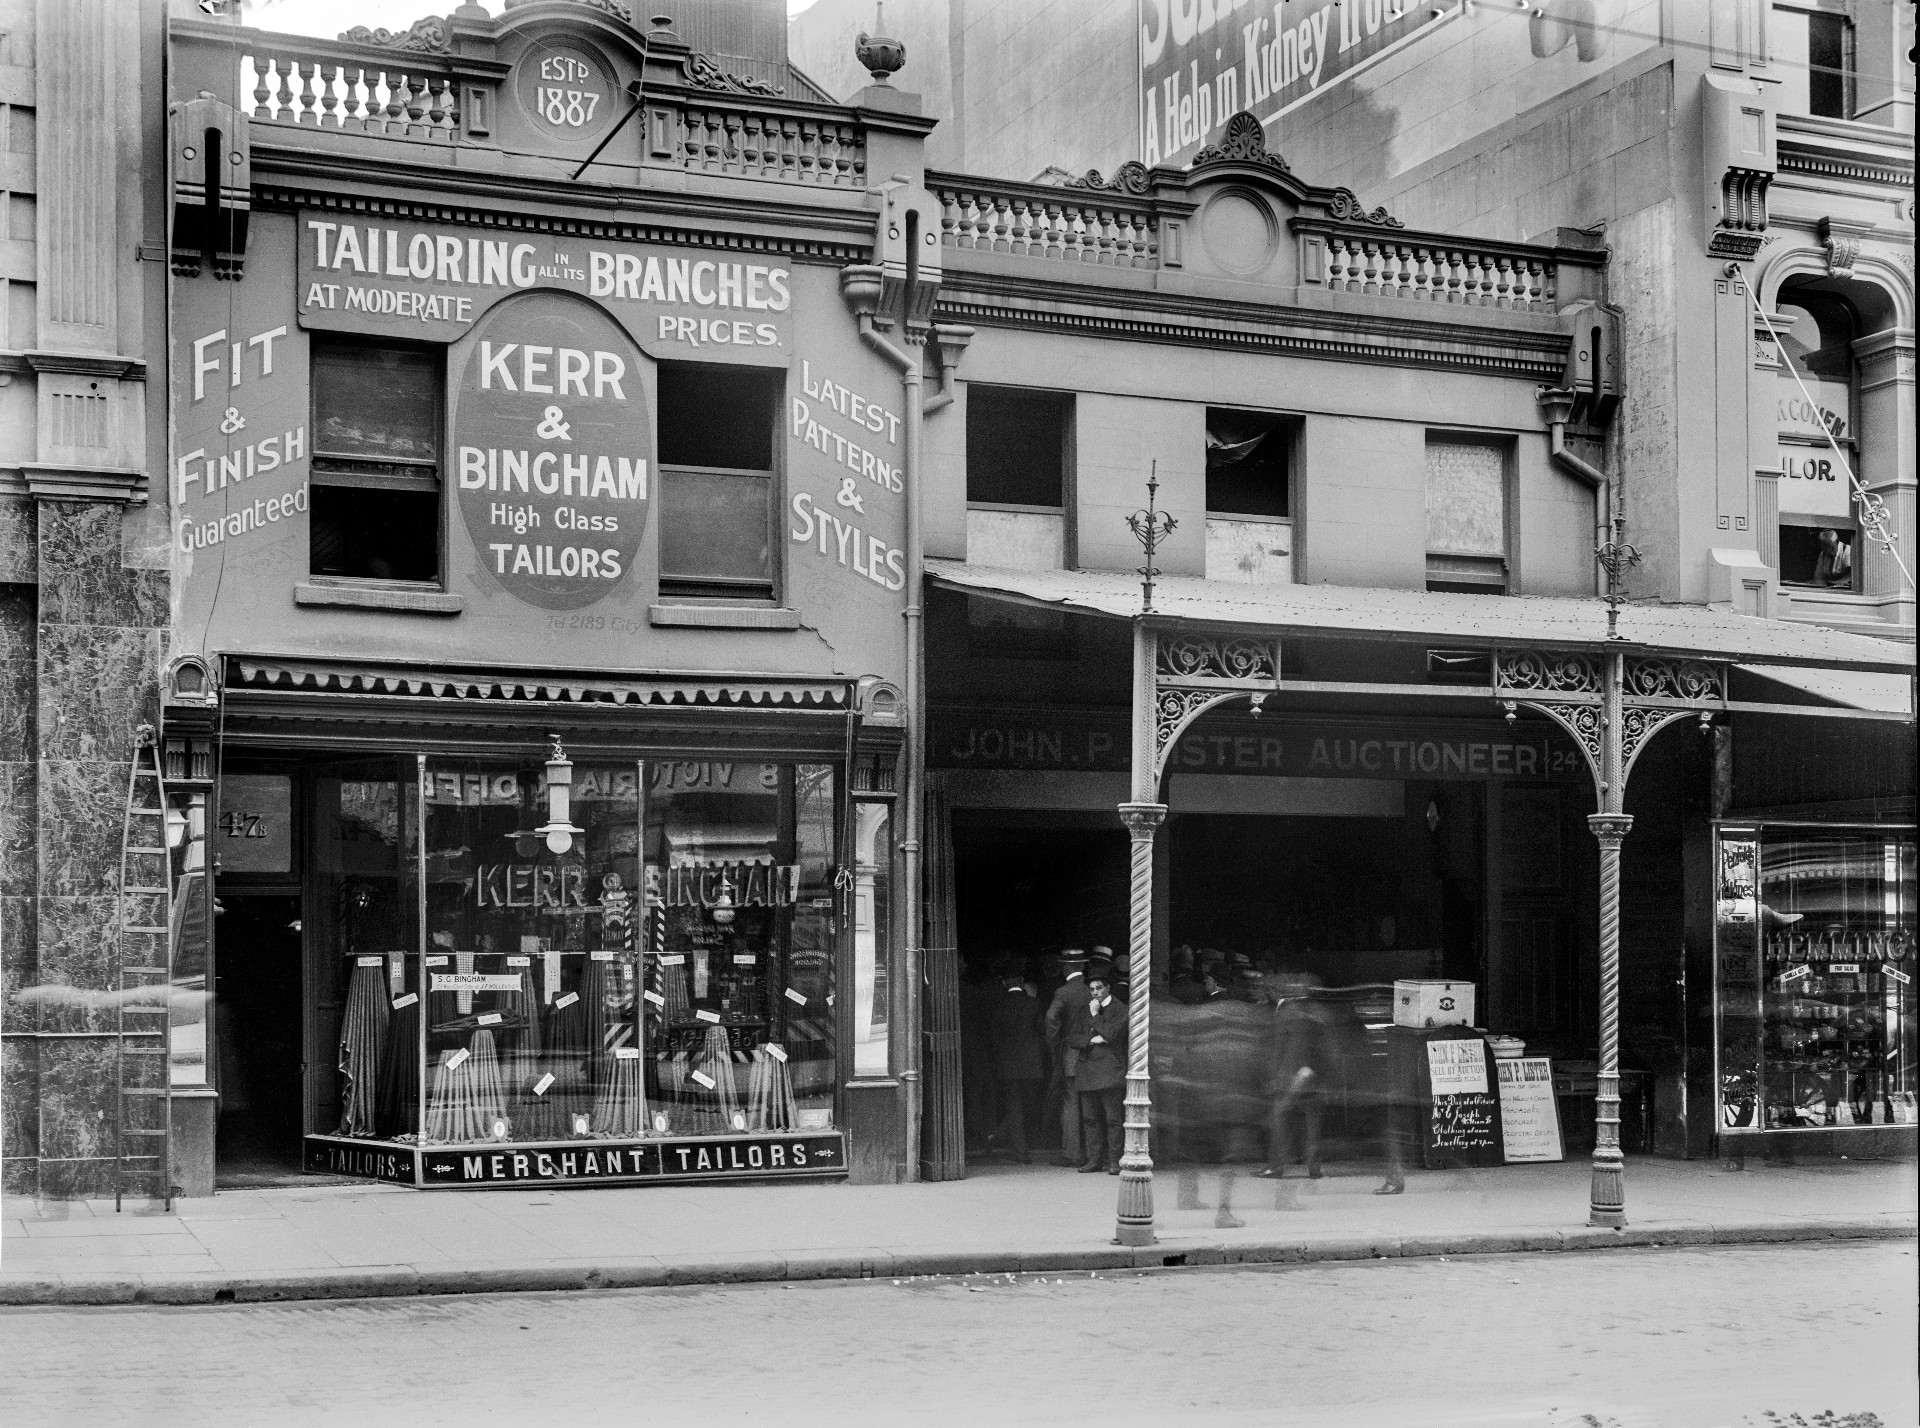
left=454, top=293, right=650, bottom=610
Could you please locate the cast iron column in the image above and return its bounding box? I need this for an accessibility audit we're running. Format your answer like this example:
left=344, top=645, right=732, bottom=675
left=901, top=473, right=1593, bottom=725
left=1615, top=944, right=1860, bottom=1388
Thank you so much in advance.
left=1115, top=800, right=1165, bottom=1246
left=1588, top=648, right=1631, bottom=1227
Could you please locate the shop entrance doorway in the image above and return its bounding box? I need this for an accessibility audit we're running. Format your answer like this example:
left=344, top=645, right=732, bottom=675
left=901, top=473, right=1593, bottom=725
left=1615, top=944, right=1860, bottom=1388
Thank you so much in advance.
left=950, top=814, right=1130, bottom=1163
left=214, top=892, right=304, bottom=1185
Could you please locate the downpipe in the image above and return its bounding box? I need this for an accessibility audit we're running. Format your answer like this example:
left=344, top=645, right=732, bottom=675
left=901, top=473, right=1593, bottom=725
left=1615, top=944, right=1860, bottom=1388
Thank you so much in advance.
left=1540, top=389, right=1613, bottom=599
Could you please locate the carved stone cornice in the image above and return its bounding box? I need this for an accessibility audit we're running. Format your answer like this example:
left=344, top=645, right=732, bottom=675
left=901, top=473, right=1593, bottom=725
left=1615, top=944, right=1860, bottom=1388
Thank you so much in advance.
left=18, top=464, right=147, bottom=504
left=0, top=350, right=148, bottom=381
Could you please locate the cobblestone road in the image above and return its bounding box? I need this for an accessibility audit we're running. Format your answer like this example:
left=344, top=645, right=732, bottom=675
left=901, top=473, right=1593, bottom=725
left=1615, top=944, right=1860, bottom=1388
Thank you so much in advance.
left=2, top=1241, right=1911, bottom=1427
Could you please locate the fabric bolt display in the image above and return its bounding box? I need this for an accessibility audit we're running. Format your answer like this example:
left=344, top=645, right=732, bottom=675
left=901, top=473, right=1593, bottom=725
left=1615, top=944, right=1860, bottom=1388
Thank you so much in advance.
left=505, top=964, right=560, bottom=1139
left=591, top=1050, right=649, bottom=1136
left=377, top=991, right=421, bottom=1139
left=681, top=1024, right=742, bottom=1136
left=424, top=1030, right=511, bottom=1144
left=336, top=959, right=392, bottom=1136
left=746, top=1045, right=799, bottom=1132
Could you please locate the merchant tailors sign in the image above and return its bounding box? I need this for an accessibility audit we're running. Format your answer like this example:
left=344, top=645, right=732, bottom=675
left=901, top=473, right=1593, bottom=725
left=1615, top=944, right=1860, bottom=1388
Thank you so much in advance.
left=451, top=291, right=650, bottom=610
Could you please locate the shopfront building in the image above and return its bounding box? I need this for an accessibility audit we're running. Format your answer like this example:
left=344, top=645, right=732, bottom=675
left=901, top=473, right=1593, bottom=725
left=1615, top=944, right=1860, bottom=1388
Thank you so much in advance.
left=156, top=3, right=937, bottom=1193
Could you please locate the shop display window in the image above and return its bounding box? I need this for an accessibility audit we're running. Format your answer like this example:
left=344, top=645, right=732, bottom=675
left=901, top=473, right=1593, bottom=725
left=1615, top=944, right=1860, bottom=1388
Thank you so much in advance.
left=1715, top=826, right=1918, bottom=1132
left=314, top=755, right=839, bottom=1154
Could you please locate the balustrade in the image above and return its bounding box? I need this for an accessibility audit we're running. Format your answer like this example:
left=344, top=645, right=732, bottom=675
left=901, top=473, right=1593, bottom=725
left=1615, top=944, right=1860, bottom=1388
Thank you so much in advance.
left=1320, top=232, right=1555, bottom=311
left=931, top=180, right=1159, bottom=269
left=243, top=51, right=460, bottom=140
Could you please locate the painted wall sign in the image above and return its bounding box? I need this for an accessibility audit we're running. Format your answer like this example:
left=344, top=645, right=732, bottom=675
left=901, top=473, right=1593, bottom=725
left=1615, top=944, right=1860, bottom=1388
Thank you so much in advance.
left=1138, top=0, right=1461, bottom=167
left=298, top=213, right=791, bottom=353
left=930, top=709, right=1579, bottom=781
left=451, top=292, right=651, bottom=610
left=787, top=358, right=908, bottom=594
left=518, top=42, right=619, bottom=147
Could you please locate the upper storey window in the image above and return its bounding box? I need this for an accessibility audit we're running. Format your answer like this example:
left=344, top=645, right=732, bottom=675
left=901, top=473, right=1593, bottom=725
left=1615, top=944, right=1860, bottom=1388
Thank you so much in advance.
left=311, top=337, right=443, bottom=585
left=1771, top=4, right=1851, bottom=118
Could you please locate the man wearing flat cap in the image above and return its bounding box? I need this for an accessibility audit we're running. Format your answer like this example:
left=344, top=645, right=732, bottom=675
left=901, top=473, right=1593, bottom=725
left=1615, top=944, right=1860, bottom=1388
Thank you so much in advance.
left=1074, top=963, right=1129, bottom=1174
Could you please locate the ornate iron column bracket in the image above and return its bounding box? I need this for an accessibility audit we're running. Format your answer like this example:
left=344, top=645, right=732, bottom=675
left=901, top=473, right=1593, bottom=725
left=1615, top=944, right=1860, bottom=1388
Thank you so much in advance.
left=1152, top=634, right=1283, bottom=779
left=1114, top=800, right=1166, bottom=1247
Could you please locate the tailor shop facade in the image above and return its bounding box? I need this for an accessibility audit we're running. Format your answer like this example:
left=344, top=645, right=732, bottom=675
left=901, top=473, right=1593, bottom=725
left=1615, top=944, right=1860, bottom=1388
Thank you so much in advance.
left=161, top=8, right=936, bottom=1192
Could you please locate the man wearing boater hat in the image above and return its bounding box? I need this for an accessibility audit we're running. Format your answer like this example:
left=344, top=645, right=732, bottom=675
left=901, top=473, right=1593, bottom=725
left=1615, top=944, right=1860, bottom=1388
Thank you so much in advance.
left=1042, top=949, right=1089, bottom=1166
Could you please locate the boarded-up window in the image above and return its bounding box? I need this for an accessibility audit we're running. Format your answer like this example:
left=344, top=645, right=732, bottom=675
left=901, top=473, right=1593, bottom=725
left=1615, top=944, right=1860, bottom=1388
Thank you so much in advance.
left=658, top=362, right=780, bottom=601
left=1425, top=437, right=1508, bottom=593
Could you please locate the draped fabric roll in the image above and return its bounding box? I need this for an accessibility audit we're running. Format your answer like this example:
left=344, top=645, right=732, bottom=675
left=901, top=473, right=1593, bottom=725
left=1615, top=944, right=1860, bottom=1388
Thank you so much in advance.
left=581, top=955, right=616, bottom=1091
left=659, top=955, right=691, bottom=1026
left=424, top=1030, right=510, bottom=1143
left=545, top=960, right=592, bottom=1131
left=337, top=960, right=392, bottom=1136
left=591, top=1054, right=648, bottom=1136
left=506, top=966, right=559, bottom=1140
left=377, top=993, right=420, bottom=1139
left=682, top=1025, right=741, bottom=1135
left=746, top=1045, right=798, bottom=1132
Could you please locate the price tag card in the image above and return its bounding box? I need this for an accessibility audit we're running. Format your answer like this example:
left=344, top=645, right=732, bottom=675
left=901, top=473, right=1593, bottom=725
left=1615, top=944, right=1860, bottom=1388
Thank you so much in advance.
left=614, top=1047, right=640, bottom=1061
left=356, top=955, right=384, bottom=967
left=445, top=1047, right=471, bottom=1070
left=476, top=1012, right=502, bottom=1027
left=763, top=1043, right=788, bottom=1063
left=695, top=1009, right=721, bottom=1024
left=643, top=990, right=666, bottom=1007
left=1831, top=963, right=1860, bottom=973
left=732, top=954, right=758, bottom=965
left=507, top=955, right=531, bottom=967
left=426, top=955, right=449, bottom=967
left=532, top=1073, right=555, bottom=1097
left=784, top=988, right=808, bottom=1006
left=590, top=950, right=617, bottom=962
left=658, top=953, right=686, bottom=966
left=554, top=992, right=579, bottom=1010
left=392, top=993, right=419, bottom=1010
left=1782, top=964, right=1812, bottom=984
left=1887, top=966, right=1912, bottom=985
left=690, top=1070, right=716, bottom=1089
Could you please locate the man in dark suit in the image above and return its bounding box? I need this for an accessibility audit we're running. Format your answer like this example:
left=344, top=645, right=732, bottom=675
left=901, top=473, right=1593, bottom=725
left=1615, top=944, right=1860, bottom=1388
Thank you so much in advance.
left=1074, top=966, right=1129, bottom=1174
left=1043, top=949, right=1088, bottom=1166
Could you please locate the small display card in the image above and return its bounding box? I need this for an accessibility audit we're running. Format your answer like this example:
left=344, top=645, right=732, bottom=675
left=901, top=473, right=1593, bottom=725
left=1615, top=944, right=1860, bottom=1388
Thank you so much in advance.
left=733, top=954, right=757, bottom=965
left=658, top=953, right=686, bottom=966
left=445, top=1047, right=471, bottom=1070
left=690, top=1070, right=716, bottom=1088
left=392, top=993, right=419, bottom=1010
left=784, top=988, right=808, bottom=1006
left=643, top=990, right=666, bottom=1007
left=507, top=955, right=531, bottom=967
left=590, top=949, right=617, bottom=962
left=1782, top=964, right=1811, bottom=984
left=1830, top=963, right=1860, bottom=974
left=476, top=1012, right=502, bottom=1027
left=426, top=955, right=449, bottom=967
left=554, top=992, right=579, bottom=1010
left=356, top=955, right=384, bottom=967
left=695, top=1009, right=721, bottom=1024
left=763, top=1043, right=788, bottom=1063
left=1887, top=966, right=1912, bottom=985
left=614, top=1047, right=640, bottom=1061
left=532, top=1073, right=555, bottom=1097
left=1426, top=1038, right=1489, bottom=1096
left=432, top=973, right=522, bottom=992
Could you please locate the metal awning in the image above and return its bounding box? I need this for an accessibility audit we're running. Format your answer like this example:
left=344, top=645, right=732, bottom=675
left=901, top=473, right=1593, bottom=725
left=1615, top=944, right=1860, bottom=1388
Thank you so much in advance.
left=225, top=656, right=850, bottom=710
left=1735, top=664, right=1914, bottom=715
left=928, top=562, right=1916, bottom=674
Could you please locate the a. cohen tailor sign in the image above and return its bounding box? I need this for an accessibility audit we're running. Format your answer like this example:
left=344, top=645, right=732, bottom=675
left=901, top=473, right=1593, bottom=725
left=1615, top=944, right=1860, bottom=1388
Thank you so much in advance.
left=451, top=291, right=652, bottom=610
left=305, top=1131, right=847, bottom=1186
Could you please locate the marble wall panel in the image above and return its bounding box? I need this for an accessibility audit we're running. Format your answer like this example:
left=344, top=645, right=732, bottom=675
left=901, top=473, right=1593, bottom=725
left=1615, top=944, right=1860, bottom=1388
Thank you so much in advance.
left=2, top=894, right=34, bottom=1034
left=0, top=585, right=34, bottom=759
left=39, top=759, right=127, bottom=898
left=32, top=895, right=120, bottom=1035
left=0, top=497, right=34, bottom=584
left=0, top=759, right=35, bottom=900
left=37, top=501, right=169, bottom=631
left=38, top=623, right=158, bottom=763
left=36, top=1037, right=118, bottom=1172
left=2, top=1035, right=38, bottom=1173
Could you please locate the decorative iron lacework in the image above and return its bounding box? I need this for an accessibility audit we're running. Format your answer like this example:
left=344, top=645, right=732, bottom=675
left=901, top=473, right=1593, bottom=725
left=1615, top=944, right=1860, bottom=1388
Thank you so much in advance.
left=338, top=17, right=451, bottom=52
left=685, top=52, right=783, bottom=97
left=1620, top=705, right=1700, bottom=780
left=1624, top=658, right=1725, bottom=703
left=1155, top=688, right=1235, bottom=774
left=1157, top=634, right=1278, bottom=684
left=1066, top=161, right=1151, bottom=196
left=1497, top=650, right=1602, bottom=697
left=1192, top=111, right=1291, bottom=175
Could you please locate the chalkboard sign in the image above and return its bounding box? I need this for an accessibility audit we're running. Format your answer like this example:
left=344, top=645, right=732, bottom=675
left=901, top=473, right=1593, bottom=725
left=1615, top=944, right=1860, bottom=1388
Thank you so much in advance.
left=1387, top=1028, right=1506, bottom=1168
left=1428, top=1090, right=1503, bottom=1167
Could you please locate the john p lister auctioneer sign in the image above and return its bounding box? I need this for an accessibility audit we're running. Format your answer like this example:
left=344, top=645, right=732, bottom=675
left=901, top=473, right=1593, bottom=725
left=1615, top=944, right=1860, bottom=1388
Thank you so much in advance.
left=1137, top=0, right=1460, bottom=167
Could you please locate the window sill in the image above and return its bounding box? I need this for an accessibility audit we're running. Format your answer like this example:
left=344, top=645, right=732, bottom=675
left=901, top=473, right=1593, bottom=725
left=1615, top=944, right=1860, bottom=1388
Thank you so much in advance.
left=295, top=582, right=463, bottom=614
left=649, top=604, right=801, bottom=630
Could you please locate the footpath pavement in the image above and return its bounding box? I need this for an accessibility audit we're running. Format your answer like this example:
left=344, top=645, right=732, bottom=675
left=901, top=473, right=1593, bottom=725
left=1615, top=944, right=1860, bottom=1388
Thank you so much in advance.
left=3, top=1154, right=1913, bottom=1306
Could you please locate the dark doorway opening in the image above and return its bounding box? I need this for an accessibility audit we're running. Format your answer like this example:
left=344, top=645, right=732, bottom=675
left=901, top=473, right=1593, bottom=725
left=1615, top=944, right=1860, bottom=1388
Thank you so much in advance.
left=214, top=892, right=305, bottom=1186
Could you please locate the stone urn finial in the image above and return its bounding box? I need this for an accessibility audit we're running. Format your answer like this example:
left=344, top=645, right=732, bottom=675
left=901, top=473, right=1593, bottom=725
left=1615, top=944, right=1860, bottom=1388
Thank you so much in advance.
left=855, top=3, right=905, bottom=85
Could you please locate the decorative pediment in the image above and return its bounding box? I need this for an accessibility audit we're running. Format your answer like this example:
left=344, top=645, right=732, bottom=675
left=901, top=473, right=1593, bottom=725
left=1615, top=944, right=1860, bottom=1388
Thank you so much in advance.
left=337, top=17, right=452, bottom=53
left=1191, top=111, right=1290, bottom=176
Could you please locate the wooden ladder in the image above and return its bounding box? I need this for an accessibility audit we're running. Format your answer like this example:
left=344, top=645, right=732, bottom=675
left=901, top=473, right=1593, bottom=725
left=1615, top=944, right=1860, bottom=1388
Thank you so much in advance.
left=114, top=725, right=176, bottom=1212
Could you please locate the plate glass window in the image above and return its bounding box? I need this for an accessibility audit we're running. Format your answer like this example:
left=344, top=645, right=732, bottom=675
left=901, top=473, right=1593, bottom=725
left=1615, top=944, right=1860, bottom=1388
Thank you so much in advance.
left=658, top=363, right=780, bottom=601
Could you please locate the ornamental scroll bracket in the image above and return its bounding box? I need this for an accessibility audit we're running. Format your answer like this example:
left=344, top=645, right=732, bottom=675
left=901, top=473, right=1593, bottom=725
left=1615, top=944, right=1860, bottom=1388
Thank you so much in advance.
left=1151, top=633, right=1281, bottom=780
left=1494, top=650, right=1727, bottom=802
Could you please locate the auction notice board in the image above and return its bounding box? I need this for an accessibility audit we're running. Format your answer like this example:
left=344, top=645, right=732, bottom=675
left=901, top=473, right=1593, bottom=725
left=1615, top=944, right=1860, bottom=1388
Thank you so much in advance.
left=1388, top=1028, right=1504, bottom=1168
left=1494, top=1056, right=1565, bottom=1163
